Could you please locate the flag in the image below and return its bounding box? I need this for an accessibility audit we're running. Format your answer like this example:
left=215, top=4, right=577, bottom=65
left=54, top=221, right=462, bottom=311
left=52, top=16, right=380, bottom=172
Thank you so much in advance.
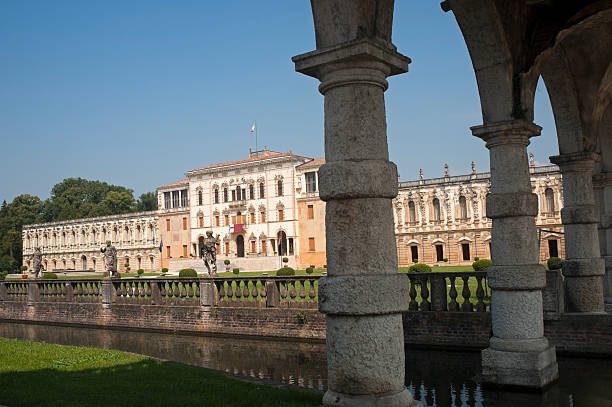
left=159, top=240, right=163, bottom=253
left=250, top=122, right=256, bottom=133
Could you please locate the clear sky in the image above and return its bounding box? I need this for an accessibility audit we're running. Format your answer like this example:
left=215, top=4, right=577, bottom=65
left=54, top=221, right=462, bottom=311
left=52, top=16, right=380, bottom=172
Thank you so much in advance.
left=0, top=1, right=558, bottom=204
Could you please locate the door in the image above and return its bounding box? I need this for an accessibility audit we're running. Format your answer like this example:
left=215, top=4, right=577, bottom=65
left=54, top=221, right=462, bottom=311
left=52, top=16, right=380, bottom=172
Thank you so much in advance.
left=236, top=235, right=245, bottom=258
left=277, top=231, right=287, bottom=256
left=548, top=239, right=559, bottom=258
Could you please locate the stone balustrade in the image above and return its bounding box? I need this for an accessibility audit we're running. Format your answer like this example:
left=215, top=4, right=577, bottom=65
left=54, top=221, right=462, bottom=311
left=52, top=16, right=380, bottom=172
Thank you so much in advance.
left=405, top=272, right=490, bottom=312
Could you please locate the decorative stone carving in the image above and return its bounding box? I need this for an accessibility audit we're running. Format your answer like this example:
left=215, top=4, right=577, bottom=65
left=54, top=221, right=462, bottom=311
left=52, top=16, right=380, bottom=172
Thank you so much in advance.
left=31, top=248, right=44, bottom=279
left=100, top=241, right=118, bottom=278
left=199, top=231, right=220, bottom=276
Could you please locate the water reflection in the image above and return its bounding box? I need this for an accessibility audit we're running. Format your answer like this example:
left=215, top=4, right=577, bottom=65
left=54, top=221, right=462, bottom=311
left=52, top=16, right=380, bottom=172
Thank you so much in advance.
left=0, top=322, right=610, bottom=406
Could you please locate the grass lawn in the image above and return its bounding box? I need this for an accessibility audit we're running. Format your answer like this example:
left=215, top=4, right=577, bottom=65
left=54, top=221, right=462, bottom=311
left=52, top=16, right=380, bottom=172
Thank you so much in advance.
left=0, top=338, right=322, bottom=407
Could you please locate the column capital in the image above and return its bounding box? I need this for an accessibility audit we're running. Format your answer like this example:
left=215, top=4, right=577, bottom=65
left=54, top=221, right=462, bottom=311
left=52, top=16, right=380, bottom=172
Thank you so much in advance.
left=292, top=38, right=410, bottom=93
left=549, top=152, right=599, bottom=171
left=471, top=120, right=541, bottom=149
left=592, top=171, right=612, bottom=188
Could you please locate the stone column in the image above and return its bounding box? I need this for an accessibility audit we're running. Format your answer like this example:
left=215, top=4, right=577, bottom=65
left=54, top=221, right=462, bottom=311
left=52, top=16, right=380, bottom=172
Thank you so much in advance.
left=472, top=120, right=558, bottom=388
left=101, top=278, right=114, bottom=309
left=551, top=152, right=605, bottom=312
left=293, top=39, right=419, bottom=406
left=592, top=172, right=612, bottom=307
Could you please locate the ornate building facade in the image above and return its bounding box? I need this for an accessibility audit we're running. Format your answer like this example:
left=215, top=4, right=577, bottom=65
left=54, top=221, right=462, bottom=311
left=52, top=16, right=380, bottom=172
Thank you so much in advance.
left=393, top=161, right=565, bottom=266
left=22, top=211, right=160, bottom=273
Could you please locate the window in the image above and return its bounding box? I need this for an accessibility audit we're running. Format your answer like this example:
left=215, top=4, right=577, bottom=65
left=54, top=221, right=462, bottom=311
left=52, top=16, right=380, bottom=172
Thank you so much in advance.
left=435, top=244, right=444, bottom=262
left=182, top=217, right=187, bottom=230
left=232, top=190, right=236, bottom=201
left=224, top=242, right=229, bottom=254
left=249, top=184, right=254, bottom=200
left=261, top=240, right=267, bottom=253
left=198, top=190, right=203, bottom=206
left=278, top=209, right=284, bottom=221
left=548, top=239, right=559, bottom=258
left=289, top=238, right=294, bottom=254
left=236, top=186, right=242, bottom=201
left=305, top=172, right=317, bottom=193
left=180, top=189, right=188, bottom=207
left=307, top=205, right=314, bottom=219
left=199, top=216, right=203, bottom=228
left=164, top=192, right=171, bottom=209
left=462, top=243, right=470, bottom=261
left=459, top=196, right=467, bottom=219
left=410, top=246, right=418, bottom=262
left=172, top=191, right=180, bottom=208
left=183, top=245, right=188, bottom=257
left=215, top=215, right=220, bottom=227
left=545, top=188, right=555, bottom=213
left=308, top=237, right=315, bottom=251
left=250, top=241, right=256, bottom=253
left=409, top=201, right=416, bottom=222
left=261, top=211, right=266, bottom=223
left=224, top=215, right=229, bottom=226
left=432, top=198, right=441, bottom=221
left=166, top=246, right=171, bottom=257
left=250, top=212, right=255, bottom=224
left=277, top=180, right=283, bottom=196
left=223, top=188, right=228, bottom=203
left=166, top=219, right=170, bottom=232
left=259, top=183, right=265, bottom=198
left=214, top=189, right=219, bottom=204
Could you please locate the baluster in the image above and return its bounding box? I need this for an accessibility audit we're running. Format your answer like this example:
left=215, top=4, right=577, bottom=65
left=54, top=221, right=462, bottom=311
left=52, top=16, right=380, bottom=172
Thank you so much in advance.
left=279, top=282, right=288, bottom=303
left=145, top=282, right=152, bottom=297
left=448, top=276, right=459, bottom=311
left=243, top=281, right=250, bottom=301
left=173, top=281, right=180, bottom=298
left=308, top=280, right=315, bottom=303
left=227, top=281, right=234, bottom=300
left=420, top=277, right=431, bottom=311
left=160, top=282, right=167, bottom=300
left=461, top=275, right=473, bottom=312
left=289, top=281, right=297, bottom=302
left=218, top=281, right=225, bottom=302
left=188, top=283, right=194, bottom=300
left=299, top=280, right=306, bottom=302
left=259, top=281, right=266, bottom=302
left=475, top=276, right=486, bottom=312
left=195, top=283, right=200, bottom=300
left=408, top=277, right=418, bottom=311
left=93, top=282, right=100, bottom=296
left=126, top=282, right=133, bottom=298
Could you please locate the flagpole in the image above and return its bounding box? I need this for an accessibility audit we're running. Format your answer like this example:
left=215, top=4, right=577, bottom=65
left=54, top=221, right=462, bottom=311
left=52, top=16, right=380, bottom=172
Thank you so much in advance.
left=256, top=121, right=258, bottom=154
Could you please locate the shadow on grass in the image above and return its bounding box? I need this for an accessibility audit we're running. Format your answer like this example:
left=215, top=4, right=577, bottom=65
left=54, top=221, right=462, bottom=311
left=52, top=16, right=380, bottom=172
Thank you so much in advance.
left=0, top=359, right=322, bottom=407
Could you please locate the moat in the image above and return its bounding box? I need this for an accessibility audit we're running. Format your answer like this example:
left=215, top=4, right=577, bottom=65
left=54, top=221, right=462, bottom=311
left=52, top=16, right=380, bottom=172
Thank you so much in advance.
left=0, top=321, right=610, bottom=406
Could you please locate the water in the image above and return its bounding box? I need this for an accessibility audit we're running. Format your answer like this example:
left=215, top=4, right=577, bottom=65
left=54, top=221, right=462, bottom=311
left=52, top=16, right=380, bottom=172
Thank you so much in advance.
left=0, top=322, right=610, bottom=406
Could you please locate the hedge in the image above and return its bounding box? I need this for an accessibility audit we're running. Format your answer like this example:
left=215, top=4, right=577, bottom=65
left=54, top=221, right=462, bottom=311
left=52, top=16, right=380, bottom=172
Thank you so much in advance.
left=178, top=269, right=197, bottom=278
left=276, top=267, right=295, bottom=276
left=547, top=257, right=562, bottom=270
left=43, top=272, right=58, bottom=279
left=472, top=259, right=492, bottom=271
left=408, top=263, right=432, bottom=273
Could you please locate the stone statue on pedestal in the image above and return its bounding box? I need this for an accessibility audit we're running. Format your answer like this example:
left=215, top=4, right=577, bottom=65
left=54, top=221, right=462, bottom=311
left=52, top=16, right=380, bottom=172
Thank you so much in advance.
left=100, top=241, right=118, bottom=277
left=31, top=247, right=44, bottom=279
left=199, top=231, right=220, bottom=275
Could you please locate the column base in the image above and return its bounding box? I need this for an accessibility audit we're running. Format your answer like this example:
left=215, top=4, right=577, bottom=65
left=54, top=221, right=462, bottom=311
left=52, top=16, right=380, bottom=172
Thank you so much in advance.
left=481, top=345, right=559, bottom=389
left=323, top=389, right=423, bottom=407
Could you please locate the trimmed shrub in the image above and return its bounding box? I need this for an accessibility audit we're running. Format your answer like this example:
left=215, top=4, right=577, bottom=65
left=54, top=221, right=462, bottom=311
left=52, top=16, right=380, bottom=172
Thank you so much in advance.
left=282, top=257, right=289, bottom=263
left=161, top=268, right=168, bottom=274
left=305, top=267, right=314, bottom=274
left=412, top=258, right=418, bottom=263
left=20, top=265, right=28, bottom=272
left=277, top=267, right=295, bottom=276
left=472, top=259, right=493, bottom=271
left=178, top=268, right=197, bottom=278
left=224, top=259, right=231, bottom=265
left=474, top=257, right=480, bottom=261
left=232, top=268, right=240, bottom=275
left=0, top=271, right=8, bottom=280
left=408, top=263, right=432, bottom=273
left=43, top=272, right=58, bottom=279
left=547, top=257, right=562, bottom=270
left=137, top=269, right=144, bottom=276
left=442, top=258, right=449, bottom=262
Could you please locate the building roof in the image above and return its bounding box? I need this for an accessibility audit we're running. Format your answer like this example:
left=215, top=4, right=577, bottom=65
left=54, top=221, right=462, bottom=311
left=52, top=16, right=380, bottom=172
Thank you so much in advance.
left=186, top=152, right=312, bottom=175
left=297, top=157, right=325, bottom=169
left=157, top=179, right=189, bottom=190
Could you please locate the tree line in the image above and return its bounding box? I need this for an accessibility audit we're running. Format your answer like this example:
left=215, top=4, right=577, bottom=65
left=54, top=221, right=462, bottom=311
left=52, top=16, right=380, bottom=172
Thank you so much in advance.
left=0, top=178, right=157, bottom=272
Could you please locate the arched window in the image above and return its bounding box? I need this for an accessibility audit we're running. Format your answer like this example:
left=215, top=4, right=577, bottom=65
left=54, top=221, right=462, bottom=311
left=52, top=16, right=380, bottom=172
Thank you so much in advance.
left=277, top=180, right=283, bottom=196
left=545, top=188, right=555, bottom=213
left=236, top=186, right=242, bottom=201
left=249, top=184, right=254, bottom=200
left=214, top=188, right=219, bottom=204
left=223, top=188, right=228, bottom=203
left=408, top=201, right=416, bottom=223
left=259, top=182, right=265, bottom=198
left=198, top=190, right=203, bottom=206
left=433, top=198, right=441, bottom=221
left=459, top=196, right=467, bottom=219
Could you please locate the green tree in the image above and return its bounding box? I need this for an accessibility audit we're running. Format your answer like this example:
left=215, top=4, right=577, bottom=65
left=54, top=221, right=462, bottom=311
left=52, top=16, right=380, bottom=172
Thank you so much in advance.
left=0, top=194, right=44, bottom=268
left=136, top=192, right=158, bottom=212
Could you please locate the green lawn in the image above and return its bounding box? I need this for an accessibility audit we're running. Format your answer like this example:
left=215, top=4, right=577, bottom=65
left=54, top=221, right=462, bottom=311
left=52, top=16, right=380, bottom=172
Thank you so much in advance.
left=0, top=338, right=322, bottom=407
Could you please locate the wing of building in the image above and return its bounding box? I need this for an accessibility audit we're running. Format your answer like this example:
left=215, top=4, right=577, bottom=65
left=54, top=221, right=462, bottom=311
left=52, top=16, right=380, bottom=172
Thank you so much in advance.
left=22, top=151, right=564, bottom=273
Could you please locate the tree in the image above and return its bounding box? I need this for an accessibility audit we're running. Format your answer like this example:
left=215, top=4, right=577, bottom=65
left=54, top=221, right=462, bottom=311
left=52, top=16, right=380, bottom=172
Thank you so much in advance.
left=136, top=192, right=158, bottom=212
left=0, top=194, right=43, bottom=269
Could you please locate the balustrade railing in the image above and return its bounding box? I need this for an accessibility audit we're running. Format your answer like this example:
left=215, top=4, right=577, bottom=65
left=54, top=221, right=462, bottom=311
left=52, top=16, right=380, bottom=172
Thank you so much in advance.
left=0, top=272, right=489, bottom=313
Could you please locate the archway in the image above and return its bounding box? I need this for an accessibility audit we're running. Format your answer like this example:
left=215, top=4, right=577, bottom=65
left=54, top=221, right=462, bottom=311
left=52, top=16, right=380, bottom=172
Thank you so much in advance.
left=277, top=231, right=287, bottom=257
left=236, top=235, right=245, bottom=258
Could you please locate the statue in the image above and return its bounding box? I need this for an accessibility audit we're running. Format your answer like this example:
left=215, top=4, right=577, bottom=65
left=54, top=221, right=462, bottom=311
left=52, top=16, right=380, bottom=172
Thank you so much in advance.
left=31, top=247, right=44, bottom=279
left=100, top=241, right=118, bottom=277
left=199, top=231, right=220, bottom=275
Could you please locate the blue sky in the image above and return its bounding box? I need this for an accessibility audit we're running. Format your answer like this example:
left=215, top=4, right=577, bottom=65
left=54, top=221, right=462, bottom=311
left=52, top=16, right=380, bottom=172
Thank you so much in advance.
left=0, top=1, right=558, bottom=203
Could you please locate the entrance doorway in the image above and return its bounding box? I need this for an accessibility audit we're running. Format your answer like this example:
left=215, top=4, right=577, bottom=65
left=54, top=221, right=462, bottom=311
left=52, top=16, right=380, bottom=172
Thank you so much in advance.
left=548, top=239, right=559, bottom=258
left=236, top=235, right=245, bottom=257
left=277, top=231, right=287, bottom=256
